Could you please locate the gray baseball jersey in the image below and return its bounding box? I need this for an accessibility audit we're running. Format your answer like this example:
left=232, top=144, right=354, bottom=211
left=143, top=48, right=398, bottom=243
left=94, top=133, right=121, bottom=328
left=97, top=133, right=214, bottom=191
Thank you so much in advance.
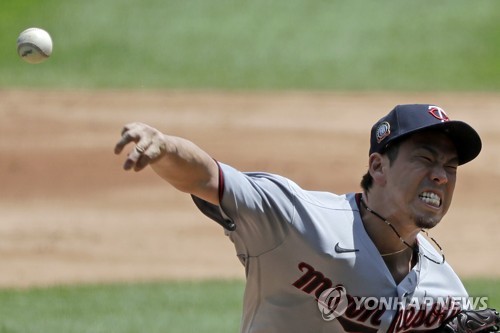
left=193, top=162, right=469, bottom=333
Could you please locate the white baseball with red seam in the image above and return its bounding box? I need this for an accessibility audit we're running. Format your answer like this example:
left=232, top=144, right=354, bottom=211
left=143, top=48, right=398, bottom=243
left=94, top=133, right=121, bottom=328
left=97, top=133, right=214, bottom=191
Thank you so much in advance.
left=17, top=27, right=53, bottom=64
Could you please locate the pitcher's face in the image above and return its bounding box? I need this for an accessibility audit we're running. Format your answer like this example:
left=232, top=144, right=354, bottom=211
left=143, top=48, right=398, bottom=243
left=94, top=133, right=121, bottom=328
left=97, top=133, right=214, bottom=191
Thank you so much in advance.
left=382, top=131, right=458, bottom=229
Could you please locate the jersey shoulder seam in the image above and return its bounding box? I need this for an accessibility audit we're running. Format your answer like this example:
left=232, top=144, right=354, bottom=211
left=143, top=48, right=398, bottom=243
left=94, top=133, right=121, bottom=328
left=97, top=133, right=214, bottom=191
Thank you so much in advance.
left=293, top=188, right=356, bottom=213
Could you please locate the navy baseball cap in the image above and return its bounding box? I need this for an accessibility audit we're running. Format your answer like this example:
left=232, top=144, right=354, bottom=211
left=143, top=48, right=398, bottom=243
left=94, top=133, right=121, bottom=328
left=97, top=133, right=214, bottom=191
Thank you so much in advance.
left=369, top=104, right=482, bottom=165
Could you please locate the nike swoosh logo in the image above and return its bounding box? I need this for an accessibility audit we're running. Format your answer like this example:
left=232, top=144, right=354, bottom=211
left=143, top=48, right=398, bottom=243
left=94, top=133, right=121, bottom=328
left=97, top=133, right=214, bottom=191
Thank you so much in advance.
left=334, top=242, right=359, bottom=253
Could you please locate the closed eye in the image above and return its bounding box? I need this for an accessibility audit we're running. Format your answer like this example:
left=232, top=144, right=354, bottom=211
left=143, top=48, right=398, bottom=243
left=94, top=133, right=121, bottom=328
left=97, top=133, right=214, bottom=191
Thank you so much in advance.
left=445, top=165, right=458, bottom=173
left=418, top=155, right=433, bottom=163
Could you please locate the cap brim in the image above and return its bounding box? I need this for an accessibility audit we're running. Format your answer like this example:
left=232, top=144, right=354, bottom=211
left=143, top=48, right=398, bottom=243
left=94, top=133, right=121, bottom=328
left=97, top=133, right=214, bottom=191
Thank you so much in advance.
left=437, top=121, right=482, bottom=165
left=390, top=121, right=482, bottom=165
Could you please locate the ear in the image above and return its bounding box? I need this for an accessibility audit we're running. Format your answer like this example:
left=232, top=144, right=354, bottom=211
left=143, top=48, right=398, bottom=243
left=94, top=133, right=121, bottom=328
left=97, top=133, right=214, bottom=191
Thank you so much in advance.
left=368, top=153, right=388, bottom=186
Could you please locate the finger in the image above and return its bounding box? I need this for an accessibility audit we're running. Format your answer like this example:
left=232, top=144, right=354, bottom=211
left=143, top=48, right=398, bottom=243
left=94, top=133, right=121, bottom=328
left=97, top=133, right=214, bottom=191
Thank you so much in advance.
left=134, top=154, right=152, bottom=171
left=134, top=140, right=162, bottom=171
left=123, top=140, right=153, bottom=170
left=115, top=123, right=150, bottom=155
left=120, top=122, right=144, bottom=136
left=134, top=135, right=152, bottom=154
left=121, top=124, right=132, bottom=136
left=134, top=144, right=146, bottom=154
left=115, top=134, right=133, bottom=154
left=114, top=126, right=142, bottom=154
left=123, top=149, right=141, bottom=170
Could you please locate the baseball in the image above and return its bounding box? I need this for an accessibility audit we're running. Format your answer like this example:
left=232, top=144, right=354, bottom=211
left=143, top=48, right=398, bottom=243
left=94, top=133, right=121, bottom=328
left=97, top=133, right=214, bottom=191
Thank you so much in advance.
left=17, top=27, right=53, bottom=64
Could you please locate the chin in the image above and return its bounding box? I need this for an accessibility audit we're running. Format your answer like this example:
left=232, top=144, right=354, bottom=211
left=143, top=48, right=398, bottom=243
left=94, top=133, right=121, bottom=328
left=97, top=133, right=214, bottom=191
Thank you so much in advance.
left=415, top=216, right=441, bottom=229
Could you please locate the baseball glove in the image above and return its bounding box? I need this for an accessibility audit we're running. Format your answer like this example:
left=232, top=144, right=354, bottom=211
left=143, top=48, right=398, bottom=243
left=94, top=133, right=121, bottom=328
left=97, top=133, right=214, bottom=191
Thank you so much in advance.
left=435, top=308, right=500, bottom=333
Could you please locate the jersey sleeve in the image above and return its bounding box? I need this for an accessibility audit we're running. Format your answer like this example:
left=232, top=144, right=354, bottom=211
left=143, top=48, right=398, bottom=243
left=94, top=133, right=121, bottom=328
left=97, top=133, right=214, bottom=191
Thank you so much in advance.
left=192, top=162, right=296, bottom=256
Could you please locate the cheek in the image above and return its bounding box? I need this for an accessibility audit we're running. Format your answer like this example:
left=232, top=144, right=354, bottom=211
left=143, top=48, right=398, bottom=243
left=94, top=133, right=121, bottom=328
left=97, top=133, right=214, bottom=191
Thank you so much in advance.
left=386, top=177, right=418, bottom=203
left=443, top=177, right=456, bottom=210
left=447, top=174, right=457, bottom=192
left=391, top=169, right=421, bottom=191
left=446, top=182, right=456, bottom=202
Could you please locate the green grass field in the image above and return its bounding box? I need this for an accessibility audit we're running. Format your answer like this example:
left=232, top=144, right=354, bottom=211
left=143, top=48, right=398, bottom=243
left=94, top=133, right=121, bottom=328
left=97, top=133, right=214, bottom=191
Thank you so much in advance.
left=0, top=279, right=498, bottom=333
left=1, top=0, right=499, bottom=90
left=0, top=280, right=244, bottom=333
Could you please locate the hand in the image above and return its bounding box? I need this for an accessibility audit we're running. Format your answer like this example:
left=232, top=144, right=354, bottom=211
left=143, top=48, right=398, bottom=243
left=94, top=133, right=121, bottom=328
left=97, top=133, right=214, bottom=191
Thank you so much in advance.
left=114, top=122, right=167, bottom=171
left=114, top=122, right=219, bottom=204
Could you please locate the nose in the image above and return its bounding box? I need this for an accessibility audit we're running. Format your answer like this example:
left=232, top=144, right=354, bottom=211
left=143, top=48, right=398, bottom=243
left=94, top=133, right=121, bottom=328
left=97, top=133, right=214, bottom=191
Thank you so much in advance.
left=431, top=166, right=448, bottom=185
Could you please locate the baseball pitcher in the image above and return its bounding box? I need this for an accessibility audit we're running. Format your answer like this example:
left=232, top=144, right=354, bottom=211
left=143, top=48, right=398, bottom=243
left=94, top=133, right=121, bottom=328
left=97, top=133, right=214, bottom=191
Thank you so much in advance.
left=115, top=104, right=498, bottom=333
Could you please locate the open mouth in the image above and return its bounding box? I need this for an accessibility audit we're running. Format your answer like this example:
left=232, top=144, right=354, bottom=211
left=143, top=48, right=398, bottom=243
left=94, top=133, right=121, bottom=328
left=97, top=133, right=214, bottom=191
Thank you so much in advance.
left=419, top=192, right=441, bottom=208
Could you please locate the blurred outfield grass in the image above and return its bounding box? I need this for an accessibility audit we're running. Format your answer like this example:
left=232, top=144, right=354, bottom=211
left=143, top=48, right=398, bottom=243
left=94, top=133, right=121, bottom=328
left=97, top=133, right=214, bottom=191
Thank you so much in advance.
left=0, top=279, right=498, bottom=333
left=0, top=280, right=244, bottom=333
left=1, top=0, right=499, bottom=90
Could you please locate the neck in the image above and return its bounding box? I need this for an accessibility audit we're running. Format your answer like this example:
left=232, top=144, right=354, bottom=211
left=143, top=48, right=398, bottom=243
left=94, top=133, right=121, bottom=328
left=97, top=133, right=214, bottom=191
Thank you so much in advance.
left=358, top=193, right=446, bottom=267
left=359, top=194, right=419, bottom=283
left=359, top=194, right=419, bottom=255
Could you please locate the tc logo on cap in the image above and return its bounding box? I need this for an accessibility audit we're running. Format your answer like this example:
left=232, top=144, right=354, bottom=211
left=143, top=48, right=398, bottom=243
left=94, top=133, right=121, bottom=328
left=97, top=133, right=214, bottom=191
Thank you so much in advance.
left=376, top=121, right=391, bottom=143
left=428, top=106, right=450, bottom=122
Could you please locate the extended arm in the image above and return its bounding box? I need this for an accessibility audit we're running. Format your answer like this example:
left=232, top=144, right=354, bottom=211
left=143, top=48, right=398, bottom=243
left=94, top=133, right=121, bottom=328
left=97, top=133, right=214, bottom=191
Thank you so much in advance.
left=114, top=122, right=220, bottom=205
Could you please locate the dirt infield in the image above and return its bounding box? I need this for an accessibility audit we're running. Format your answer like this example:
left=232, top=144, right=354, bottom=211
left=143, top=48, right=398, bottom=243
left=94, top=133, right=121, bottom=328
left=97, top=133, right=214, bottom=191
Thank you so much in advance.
left=1, top=90, right=499, bottom=288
